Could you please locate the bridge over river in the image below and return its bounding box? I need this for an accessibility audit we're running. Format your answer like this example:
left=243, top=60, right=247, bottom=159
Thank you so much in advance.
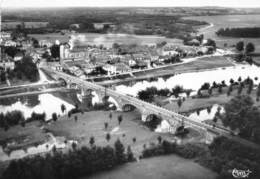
left=42, top=67, right=237, bottom=144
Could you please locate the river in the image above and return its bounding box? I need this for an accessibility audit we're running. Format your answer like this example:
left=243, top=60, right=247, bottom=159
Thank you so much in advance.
left=115, top=64, right=260, bottom=97
left=183, top=14, right=260, bottom=51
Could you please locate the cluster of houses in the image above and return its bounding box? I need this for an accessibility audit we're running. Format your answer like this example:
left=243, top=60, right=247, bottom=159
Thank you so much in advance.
left=0, top=25, right=215, bottom=80
left=57, top=37, right=215, bottom=79
left=0, top=31, right=45, bottom=71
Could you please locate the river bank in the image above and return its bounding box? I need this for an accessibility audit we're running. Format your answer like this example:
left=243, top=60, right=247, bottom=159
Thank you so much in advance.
left=98, top=55, right=233, bottom=86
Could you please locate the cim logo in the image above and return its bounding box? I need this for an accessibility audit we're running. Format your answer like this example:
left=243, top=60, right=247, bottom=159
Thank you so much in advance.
left=232, top=168, right=252, bottom=178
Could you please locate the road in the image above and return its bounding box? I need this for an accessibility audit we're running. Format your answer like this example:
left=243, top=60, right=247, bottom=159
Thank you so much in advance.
left=0, top=87, right=75, bottom=99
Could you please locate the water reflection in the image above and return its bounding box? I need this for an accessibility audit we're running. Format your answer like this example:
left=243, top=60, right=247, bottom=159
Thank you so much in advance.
left=116, top=64, right=260, bottom=96
left=188, top=104, right=224, bottom=122
left=0, top=93, right=75, bottom=120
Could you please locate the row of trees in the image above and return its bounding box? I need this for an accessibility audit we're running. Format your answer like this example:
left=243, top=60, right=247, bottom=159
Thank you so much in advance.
left=236, top=41, right=255, bottom=54
left=198, top=76, right=258, bottom=97
left=0, top=110, right=25, bottom=130
left=0, top=110, right=47, bottom=131
left=2, top=139, right=135, bottom=179
left=137, top=86, right=191, bottom=102
left=216, top=27, right=260, bottom=38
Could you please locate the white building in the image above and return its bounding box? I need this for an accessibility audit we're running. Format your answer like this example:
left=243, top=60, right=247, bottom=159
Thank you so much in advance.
left=103, top=64, right=117, bottom=75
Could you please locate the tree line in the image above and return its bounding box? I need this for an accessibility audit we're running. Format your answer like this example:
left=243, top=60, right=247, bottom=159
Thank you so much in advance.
left=137, top=86, right=191, bottom=102
left=1, top=139, right=135, bottom=179
left=0, top=110, right=46, bottom=130
left=141, top=136, right=260, bottom=179
left=216, top=27, right=260, bottom=38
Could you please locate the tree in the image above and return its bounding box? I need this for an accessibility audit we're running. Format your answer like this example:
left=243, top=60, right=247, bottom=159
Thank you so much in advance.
left=52, top=113, right=58, bottom=121
left=218, top=86, right=222, bottom=94
left=32, top=38, right=39, bottom=48
left=109, top=112, right=112, bottom=120
left=132, top=137, right=136, bottom=143
left=50, top=44, right=60, bottom=59
left=205, top=38, right=216, bottom=48
left=61, top=104, right=66, bottom=113
left=236, top=41, right=244, bottom=52
left=118, top=115, right=123, bottom=125
left=237, top=84, right=243, bottom=95
left=127, top=146, right=135, bottom=161
left=74, top=115, right=78, bottom=122
left=89, top=136, right=95, bottom=147
left=245, top=43, right=255, bottom=54
left=229, top=78, right=234, bottom=85
left=72, top=142, right=77, bottom=151
left=114, top=139, right=126, bottom=164
left=177, top=98, right=182, bottom=108
left=208, top=88, right=212, bottom=95
left=106, top=133, right=111, bottom=142
left=157, top=136, right=162, bottom=144
left=222, top=95, right=260, bottom=140
left=257, top=83, right=260, bottom=98
left=0, top=71, right=6, bottom=82
left=104, top=122, right=108, bottom=130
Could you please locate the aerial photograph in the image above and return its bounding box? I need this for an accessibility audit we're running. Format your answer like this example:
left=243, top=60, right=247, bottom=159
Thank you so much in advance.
left=0, top=0, right=260, bottom=178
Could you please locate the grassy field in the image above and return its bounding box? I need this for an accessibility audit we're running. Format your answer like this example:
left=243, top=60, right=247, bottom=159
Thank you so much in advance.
left=86, top=155, right=217, bottom=179
left=0, top=121, right=47, bottom=151
left=46, top=110, right=170, bottom=156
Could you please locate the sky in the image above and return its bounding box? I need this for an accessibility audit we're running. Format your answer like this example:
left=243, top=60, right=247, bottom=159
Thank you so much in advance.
left=1, top=0, right=260, bottom=8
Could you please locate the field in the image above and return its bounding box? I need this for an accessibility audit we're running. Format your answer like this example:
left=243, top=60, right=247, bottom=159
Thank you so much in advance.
left=0, top=121, right=47, bottom=151
left=184, top=14, right=260, bottom=52
left=86, top=155, right=217, bottom=179
left=46, top=110, right=170, bottom=156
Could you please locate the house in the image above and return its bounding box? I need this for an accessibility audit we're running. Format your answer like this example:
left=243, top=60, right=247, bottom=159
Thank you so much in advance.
left=103, top=64, right=117, bottom=75
left=0, top=60, right=15, bottom=70
left=50, top=63, right=63, bottom=71
left=1, top=32, right=11, bottom=41
left=161, top=50, right=179, bottom=57
left=115, top=63, right=131, bottom=74
left=70, top=24, right=81, bottom=29
left=93, top=22, right=115, bottom=30
left=83, top=63, right=96, bottom=74
left=186, top=39, right=200, bottom=46
left=39, top=40, right=53, bottom=48
left=4, top=40, right=17, bottom=47
left=128, top=59, right=137, bottom=67
left=14, top=53, right=24, bottom=62
left=132, top=54, right=146, bottom=61
left=60, top=43, right=90, bottom=62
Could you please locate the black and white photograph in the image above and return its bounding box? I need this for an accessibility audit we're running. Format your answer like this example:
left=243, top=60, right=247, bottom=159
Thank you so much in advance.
left=0, top=0, right=260, bottom=179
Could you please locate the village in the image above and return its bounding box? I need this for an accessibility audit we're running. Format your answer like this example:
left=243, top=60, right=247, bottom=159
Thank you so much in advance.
left=0, top=21, right=216, bottom=85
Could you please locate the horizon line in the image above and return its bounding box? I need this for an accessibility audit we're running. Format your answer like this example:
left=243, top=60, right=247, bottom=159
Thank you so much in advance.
left=2, top=6, right=260, bottom=9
